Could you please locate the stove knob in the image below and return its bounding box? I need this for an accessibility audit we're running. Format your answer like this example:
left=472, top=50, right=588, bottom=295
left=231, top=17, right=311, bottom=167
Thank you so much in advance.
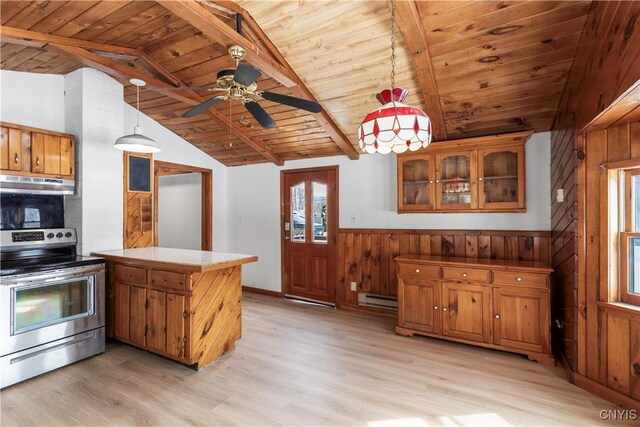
left=47, top=233, right=55, bottom=239
left=56, top=232, right=63, bottom=238
left=65, top=232, right=72, bottom=238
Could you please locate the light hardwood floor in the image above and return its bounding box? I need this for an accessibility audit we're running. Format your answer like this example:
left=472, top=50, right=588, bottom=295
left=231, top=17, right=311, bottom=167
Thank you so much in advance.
left=0, top=293, right=630, bottom=426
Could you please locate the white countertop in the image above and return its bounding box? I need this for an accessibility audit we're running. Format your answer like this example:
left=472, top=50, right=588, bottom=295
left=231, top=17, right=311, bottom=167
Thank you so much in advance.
left=91, top=247, right=258, bottom=271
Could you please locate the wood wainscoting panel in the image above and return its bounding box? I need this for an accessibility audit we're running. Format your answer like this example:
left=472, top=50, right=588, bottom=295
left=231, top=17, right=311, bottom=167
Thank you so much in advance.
left=337, top=229, right=551, bottom=309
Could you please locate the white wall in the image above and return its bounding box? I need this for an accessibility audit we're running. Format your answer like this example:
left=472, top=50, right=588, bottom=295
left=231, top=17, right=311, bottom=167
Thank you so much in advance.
left=228, top=132, right=551, bottom=292
left=158, top=173, right=202, bottom=250
left=0, top=70, right=65, bottom=132
left=123, top=104, right=229, bottom=251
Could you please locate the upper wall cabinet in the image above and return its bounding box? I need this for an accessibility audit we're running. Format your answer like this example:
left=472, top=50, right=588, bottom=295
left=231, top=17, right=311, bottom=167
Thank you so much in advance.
left=0, top=122, right=75, bottom=179
left=398, top=131, right=530, bottom=213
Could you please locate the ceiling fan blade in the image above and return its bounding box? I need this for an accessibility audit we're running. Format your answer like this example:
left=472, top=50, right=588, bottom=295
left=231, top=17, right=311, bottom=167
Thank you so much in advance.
left=244, top=101, right=275, bottom=128
left=260, top=91, right=322, bottom=113
left=233, top=63, right=261, bottom=86
left=149, top=86, right=226, bottom=91
left=181, top=96, right=226, bottom=118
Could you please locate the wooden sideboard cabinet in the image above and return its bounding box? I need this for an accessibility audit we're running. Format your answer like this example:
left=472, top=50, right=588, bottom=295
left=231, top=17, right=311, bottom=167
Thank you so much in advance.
left=397, top=131, right=529, bottom=213
left=0, top=122, right=75, bottom=179
left=396, top=255, right=554, bottom=365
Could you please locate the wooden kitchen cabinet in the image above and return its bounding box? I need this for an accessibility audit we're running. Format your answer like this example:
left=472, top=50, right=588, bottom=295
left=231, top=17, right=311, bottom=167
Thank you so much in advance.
left=395, top=255, right=553, bottom=365
left=397, top=131, right=530, bottom=213
left=398, top=277, right=441, bottom=334
left=441, top=281, right=491, bottom=343
left=0, top=122, right=75, bottom=179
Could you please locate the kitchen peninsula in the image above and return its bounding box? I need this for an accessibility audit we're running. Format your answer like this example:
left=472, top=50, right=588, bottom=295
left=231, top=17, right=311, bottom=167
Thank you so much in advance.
left=92, top=247, right=257, bottom=369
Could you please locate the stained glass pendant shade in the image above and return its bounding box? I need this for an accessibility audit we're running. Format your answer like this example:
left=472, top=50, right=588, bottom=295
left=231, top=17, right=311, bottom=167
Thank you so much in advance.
left=358, top=88, right=432, bottom=154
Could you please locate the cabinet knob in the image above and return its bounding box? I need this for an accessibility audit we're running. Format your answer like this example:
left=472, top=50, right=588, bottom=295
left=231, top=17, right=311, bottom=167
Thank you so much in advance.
left=35, top=156, right=40, bottom=167
left=429, top=180, right=433, bottom=184
left=462, top=272, right=467, bottom=278
left=478, top=177, right=483, bottom=181
left=415, top=269, right=420, bottom=273
left=434, top=306, right=438, bottom=310
left=443, top=307, right=448, bottom=312
left=14, top=153, right=18, bottom=164
left=516, top=277, right=522, bottom=282
left=435, top=180, right=440, bottom=183
left=495, top=314, right=500, bottom=319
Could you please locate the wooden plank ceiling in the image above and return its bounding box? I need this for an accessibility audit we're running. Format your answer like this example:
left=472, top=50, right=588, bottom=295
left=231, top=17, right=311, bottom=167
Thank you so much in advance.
left=0, top=1, right=592, bottom=165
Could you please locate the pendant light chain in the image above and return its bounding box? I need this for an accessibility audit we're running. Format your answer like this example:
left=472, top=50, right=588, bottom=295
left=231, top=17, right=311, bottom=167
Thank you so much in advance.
left=390, top=0, right=396, bottom=91
left=136, top=84, right=140, bottom=127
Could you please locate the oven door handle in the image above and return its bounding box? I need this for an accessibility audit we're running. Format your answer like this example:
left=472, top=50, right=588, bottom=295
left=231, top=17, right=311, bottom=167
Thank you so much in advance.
left=2, top=265, right=105, bottom=287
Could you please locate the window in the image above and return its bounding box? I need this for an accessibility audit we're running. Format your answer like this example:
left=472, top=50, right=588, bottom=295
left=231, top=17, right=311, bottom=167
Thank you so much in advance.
left=620, top=168, right=640, bottom=305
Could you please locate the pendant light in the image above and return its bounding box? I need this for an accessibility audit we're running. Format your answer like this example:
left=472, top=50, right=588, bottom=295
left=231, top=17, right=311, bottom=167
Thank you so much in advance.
left=357, top=0, right=432, bottom=154
left=114, top=79, right=161, bottom=153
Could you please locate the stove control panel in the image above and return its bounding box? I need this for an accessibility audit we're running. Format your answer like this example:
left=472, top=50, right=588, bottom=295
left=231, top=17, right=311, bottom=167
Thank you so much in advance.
left=1, top=228, right=77, bottom=248
left=11, top=231, right=45, bottom=242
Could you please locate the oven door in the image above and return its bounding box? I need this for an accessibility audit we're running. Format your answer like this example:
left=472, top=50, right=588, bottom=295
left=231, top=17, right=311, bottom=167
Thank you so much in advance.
left=0, top=264, right=105, bottom=356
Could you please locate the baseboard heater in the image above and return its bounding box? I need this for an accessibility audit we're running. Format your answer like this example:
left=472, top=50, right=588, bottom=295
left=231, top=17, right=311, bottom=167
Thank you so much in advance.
left=357, top=293, right=397, bottom=311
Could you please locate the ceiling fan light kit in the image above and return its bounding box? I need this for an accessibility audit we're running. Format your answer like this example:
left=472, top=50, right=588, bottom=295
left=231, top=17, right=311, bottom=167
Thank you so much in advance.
left=114, top=78, right=161, bottom=153
left=357, top=0, right=432, bottom=154
left=179, top=45, right=322, bottom=128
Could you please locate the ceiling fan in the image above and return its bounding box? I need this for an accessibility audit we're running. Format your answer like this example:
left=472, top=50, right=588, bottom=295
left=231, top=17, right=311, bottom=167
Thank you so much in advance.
left=162, top=45, right=322, bottom=129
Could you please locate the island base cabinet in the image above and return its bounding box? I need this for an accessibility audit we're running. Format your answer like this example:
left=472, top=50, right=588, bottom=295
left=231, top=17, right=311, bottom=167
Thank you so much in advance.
left=441, top=282, right=491, bottom=344
left=492, top=287, right=550, bottom=355
left=107, top=263, right=243, bottom=369
left=396, top=256, right=553, bottom=365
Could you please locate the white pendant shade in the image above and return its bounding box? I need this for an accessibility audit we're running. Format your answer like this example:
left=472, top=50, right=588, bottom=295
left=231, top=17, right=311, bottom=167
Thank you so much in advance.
left=114, top=79, right=161, bottom=153
left=114, top=126, right=161, bottom=153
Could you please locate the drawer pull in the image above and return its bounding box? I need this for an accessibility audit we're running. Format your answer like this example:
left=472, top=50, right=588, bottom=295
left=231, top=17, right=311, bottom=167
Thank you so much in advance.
left=495, top=314, right=500, bottom=319
left=415, top=269, right=420, bottom=273
left=462, top=272, right=467, bottom=278
left=516, top=277, right=522, bottom=282
left=434, top=306, right=438, bottom=310
left=442, top=307, right=447, bottom=312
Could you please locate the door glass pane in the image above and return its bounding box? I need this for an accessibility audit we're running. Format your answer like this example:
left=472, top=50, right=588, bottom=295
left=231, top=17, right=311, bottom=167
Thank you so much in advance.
left=630, top=237, right=640, bottom=294
left=14, top=278, right=92, bottom=334
left=312, top=182, right=327, bottom=243
left=440, top=155, right=471, bottom=206
left=403, top=158, right=431, bottom=206
left=291, top=182, right=305, bottom=242
left=482, top=151, right=518, bottom=203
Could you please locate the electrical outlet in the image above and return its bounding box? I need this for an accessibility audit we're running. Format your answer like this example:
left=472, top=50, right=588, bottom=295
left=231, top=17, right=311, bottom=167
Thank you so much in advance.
left=350, top=281, right=357, bottom=291
left=350, top=214, right=356, bottom=224
left=556, top=188, right=564, bottom=203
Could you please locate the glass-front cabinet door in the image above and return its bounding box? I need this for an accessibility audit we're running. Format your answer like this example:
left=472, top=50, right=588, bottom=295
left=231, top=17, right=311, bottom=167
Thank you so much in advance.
left=398, top=156, right=436, bottom=211
left=436, top=151, right=476, bottom=210
left=478, top=146, right=525, bottom=210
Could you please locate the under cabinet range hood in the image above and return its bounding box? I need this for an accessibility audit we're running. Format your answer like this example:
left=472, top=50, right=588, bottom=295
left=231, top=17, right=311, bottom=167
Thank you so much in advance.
left=0, top=174, right=75, bottom=195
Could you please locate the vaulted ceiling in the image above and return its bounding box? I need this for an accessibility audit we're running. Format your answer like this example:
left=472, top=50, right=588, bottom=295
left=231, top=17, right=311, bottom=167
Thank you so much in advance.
left=0, top=1, right=592, bottom=166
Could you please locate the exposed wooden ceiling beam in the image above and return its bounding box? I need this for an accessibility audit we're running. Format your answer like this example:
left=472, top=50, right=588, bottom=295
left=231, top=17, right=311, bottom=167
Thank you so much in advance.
left=45, top=43, right=284, bottom=165
left=0, top=26, right=140, bottom=57
left=234, top=4, right=360, bottom=160
left=394, top=1, right=448, bottom=141
left=157, top=0, right=297, bottom=88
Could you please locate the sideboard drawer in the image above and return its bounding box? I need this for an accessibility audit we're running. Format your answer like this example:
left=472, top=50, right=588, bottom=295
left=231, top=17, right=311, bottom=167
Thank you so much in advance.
left=148, top=269, right=187, bottom=290
left=493, top=271, right=548, bottom=289
left=442, top=266, right=491, bottom=283
left=398, top=263, right=441, bottom=279
left=115, top=265, right=146, bottom=285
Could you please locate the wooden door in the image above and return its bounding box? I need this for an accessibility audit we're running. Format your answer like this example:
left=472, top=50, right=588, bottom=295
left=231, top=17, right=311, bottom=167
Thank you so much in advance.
left=166, top=293, right=186, bottom=358
left=493, top=287, right=550, bottom=353
left=478, top=146, right=525, bottom=210
left=441, top=282, right=491, bottom=343
left=398, top=155, right=436, bottom=212
left=6, top=128, right=25, bottom=172
left=129, top=285, right=147, bottom=346
left=435, top=150, right=477, bottom=210
left=114, top=282, right=131, bottom=340
left=146, top=289, right=167, bottom=353
left=282, top=167, right=338, bottom=304
left=31, top=132, right=45, bottom=173
left=398, top=278, right=441, bottom=333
